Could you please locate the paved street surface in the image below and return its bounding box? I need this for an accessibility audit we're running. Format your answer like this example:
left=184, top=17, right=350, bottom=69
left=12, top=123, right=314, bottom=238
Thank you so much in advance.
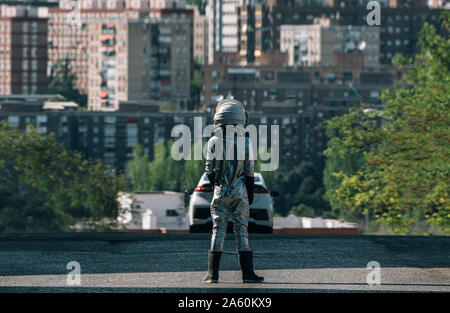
left=0, top=233, right=448, bottom=292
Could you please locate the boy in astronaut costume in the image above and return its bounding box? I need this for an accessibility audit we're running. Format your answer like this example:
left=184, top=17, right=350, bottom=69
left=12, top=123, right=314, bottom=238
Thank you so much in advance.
left=203, top=99, right=264, bottom=284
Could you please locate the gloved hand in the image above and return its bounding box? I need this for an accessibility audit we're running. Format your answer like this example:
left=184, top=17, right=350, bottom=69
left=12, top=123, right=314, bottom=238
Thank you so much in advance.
left=245, top=176, right=254, bottom=205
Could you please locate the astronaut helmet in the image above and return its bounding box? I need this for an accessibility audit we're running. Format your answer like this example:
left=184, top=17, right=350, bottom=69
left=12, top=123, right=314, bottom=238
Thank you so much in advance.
left=213, top=99, right=247, bottom=127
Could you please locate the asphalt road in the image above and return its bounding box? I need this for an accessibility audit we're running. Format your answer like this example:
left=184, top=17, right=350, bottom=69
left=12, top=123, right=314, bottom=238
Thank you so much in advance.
left=0, top=233, right=449, bottom=293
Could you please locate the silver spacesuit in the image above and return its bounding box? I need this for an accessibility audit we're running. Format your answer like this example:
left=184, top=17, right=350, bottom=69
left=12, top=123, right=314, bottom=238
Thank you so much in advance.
left=205, top=131, right=254, bottom=252
left=202, top=99, right=264, bottom=284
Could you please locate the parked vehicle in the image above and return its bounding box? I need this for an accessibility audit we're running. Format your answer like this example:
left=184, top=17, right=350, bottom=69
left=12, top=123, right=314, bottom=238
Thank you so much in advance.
left=117, top=192, right=188, bottom=230
left=187, top=173, right=278, bottom=233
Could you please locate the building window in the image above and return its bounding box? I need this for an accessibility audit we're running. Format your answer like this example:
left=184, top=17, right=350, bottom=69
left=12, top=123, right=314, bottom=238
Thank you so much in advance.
left=8, top=116, right=19, bottom=128
left=370, top=91, right=380, bottom=98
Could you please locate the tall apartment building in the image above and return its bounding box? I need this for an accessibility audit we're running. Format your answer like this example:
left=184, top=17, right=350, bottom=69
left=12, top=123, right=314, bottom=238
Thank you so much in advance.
left=237, top=2, right=271, bottom=65
left=87, top=11, right=153, bottom=111
left=280, top=19, right=380, bottom=67
left=0, top=9, right=48, bottom=95
left=190, top=4, right=209, bottom=65
left=87, top=8, right=193, bottom=111
left=47, top=8, right=147, bottom=97
left=206, top=0, right=241, bottom=64
left=159, top=8, right=193, bottom=105
left=46, top=8, right=89, bottom=93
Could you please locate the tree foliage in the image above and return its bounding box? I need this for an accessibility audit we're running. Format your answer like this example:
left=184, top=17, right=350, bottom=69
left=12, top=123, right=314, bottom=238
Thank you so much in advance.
left=0, top=122, right=123, bottom=232
left=125, top=141, right=204, bottom=193
left=48, top=57, right=87, bottom=108
left=324, top=16, right=450, bottom=234
left=265, top=162, right=330, bottom=217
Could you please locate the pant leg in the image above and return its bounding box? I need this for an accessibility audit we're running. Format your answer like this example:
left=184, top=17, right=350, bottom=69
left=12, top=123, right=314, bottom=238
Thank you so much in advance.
left=210, top=198, right=230, bottom=252
left=231, top=198, right=251, bottom=252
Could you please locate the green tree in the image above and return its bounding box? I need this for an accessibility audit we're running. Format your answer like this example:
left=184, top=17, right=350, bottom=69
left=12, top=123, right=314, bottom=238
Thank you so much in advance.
left=147, top=141, right=168, bottom=190
left=323, top=146, right=365, bottom=221
left=0, top=122, right=122, bottom=232
left=48, top=56, right=87, bottom=108
left=289, top=204, right=315, bottom=218
left=126, top=140, right=190, bottom=192
left=164, top=140, right=184, bottom=191
left=125, top=145, right=150, bottom=191
left=190, top=58, right=203, bottom=110
left=181, top=141, right=206, bottom=191
left=271, top=161, right=330, bottom=217
left=324, top=15, right=450, bottom=234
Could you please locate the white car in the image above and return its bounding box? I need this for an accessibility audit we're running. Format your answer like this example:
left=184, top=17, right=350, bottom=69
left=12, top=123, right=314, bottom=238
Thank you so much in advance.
left=187, top=173, right=278, bottom=233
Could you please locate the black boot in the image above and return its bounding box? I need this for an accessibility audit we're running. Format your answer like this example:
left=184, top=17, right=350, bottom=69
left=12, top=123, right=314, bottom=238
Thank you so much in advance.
left=203, top=251, right=222, bottom=283
left=238, top=251, right=264, bottom=283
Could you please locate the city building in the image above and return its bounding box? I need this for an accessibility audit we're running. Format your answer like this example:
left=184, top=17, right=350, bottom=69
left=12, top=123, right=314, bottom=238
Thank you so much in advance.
left=46, top=7, right=149, bottom=94
left=45, top=6, right=193, bottom=109
left=87, top=10, right=154, bottom=111
left=201, top=50, right=404, bottom=114
left=46, top=8, right=90, bottom=93
left=280, top=18, right=380, bottom=67
left=237, top=1, right=271, bottom=65
left=237, top=0, right=445, bottom=65
left=206, top=0, right=241, bottom=64
left=158, top=8, right=193, bottom=106
left=1, top=93, right=328, bottom=170
left=190, top=4, right=209, bottom=65
left=0, top=8, right=48, bottom=95
left=0, top=96, right=199, bottom=169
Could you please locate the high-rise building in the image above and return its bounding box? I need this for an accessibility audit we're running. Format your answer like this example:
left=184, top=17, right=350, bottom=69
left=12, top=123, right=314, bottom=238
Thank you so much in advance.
left=87, top=8, right=193, bottom=111
left=190, top=4, right=209, bottom=65
left=46, top=8, right=90, bottom=93
left=157, top=8, right=193, bottom=106
left=280, top=18, right=380, bottom=67
left=206, top=0, right=241, bottom=64
left=237, top=2, right=271, bottom=65
left=87, top=11, right=153, bottom=111
left=237, top=0, right=445, bottom=65
left=0, top=8, right=48, bottom=95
